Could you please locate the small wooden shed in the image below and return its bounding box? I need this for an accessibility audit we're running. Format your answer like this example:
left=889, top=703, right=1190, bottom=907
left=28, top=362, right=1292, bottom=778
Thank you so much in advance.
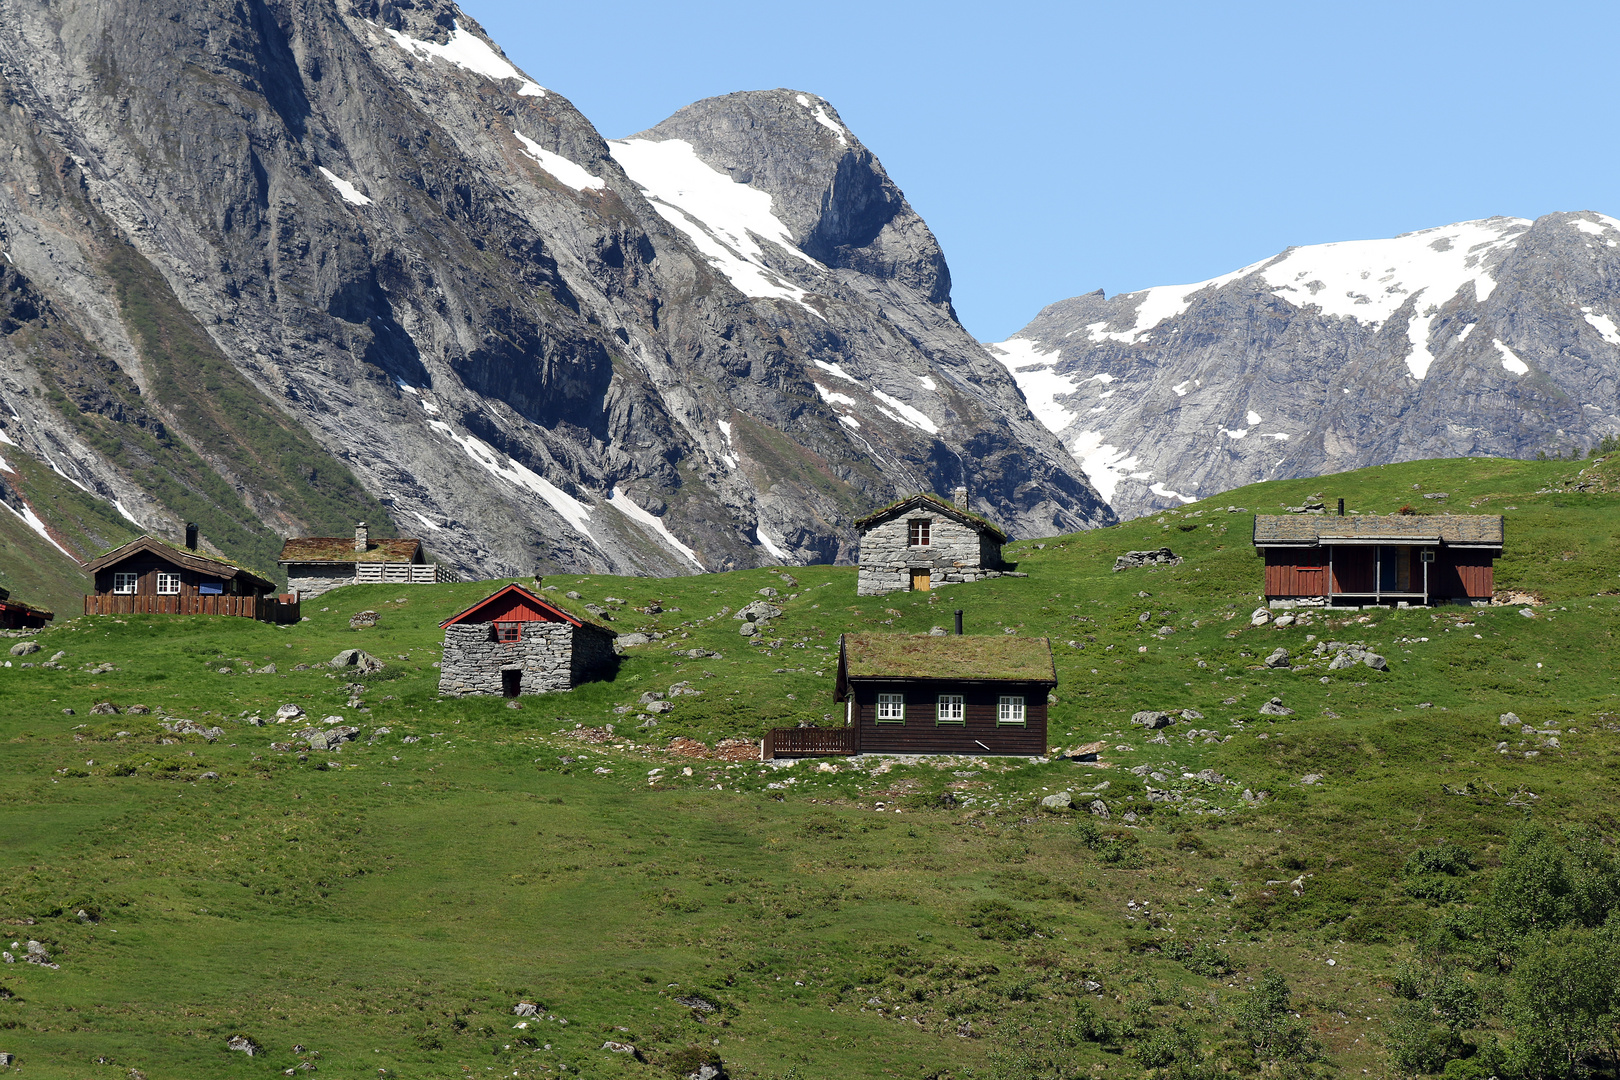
left=831, top=632, right=1055, bottom=756
left=855, top=489, right=1008, bottom=596
left=0, top=586, right=52, bottom=629
left=1253, top=513, right=1503, bottom=606
left=438, top=583, right=616, bottom=697
left=82, top=533, right=295, bottom=622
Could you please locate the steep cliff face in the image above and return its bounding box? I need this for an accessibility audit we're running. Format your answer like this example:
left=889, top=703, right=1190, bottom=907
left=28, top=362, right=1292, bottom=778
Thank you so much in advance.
left=989, top=213, right=1620, bottom=519
left=0, top=0, right=1110, bottom=586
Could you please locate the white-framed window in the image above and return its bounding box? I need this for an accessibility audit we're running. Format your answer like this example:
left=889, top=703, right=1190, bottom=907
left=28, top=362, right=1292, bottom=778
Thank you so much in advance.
left=997, top=695, right=1026, bottom=726
left=908, top=519, right=931, bottom=546
left=156, top=572, right=181, bottom=596
left=113, top=572, right=138, bottom=595
left=876, top=693, right=906, bottom=723
left=936, top=694, right=965, bottom=725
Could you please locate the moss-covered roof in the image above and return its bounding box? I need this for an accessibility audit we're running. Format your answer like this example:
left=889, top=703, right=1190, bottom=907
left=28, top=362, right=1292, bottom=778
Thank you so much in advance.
left=1254, top=514, right=1504, bottom=545
left=853, top=492, right=1007, bottom=541
left=279, top=537, right=424, bottom=563
left=841, top=633, right=1055, bottom=683
left=83, top=536, right=275, bottom=591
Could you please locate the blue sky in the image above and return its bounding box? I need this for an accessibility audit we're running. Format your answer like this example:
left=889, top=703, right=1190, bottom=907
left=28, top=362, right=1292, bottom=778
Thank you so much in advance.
left=464, top=0, right=1620, bottom=343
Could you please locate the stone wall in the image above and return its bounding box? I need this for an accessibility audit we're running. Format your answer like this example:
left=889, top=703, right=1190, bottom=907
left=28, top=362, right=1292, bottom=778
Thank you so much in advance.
left=438, top=621, right=581, bottom=696
left=286, top=566, right=357, bottom=600
left=857, top=514, right=1001, bottom=595
left=570, top=626, right=617, bottom=685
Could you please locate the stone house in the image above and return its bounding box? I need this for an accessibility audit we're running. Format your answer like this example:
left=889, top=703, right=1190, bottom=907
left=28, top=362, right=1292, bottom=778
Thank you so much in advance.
left=438, top=583, right=616, bottom=697
left=278, top=522, right=450, bottom=599
left=855, top=488, right=1008, bottom=595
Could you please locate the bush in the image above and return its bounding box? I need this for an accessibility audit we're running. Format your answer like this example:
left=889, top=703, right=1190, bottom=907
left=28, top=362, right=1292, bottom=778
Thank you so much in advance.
left=1167, top=940, right=1235, bottom=978
left=1405, top=843, right=1476, bottom=877
left=965, top=900, right=1043, bottom=941
left=1231, top=971, right=1319, bottom=1064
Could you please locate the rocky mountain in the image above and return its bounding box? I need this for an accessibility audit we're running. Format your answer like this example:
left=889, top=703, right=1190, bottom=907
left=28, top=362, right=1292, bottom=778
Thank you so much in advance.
left=0, top=0, right=1110, bottom=587
left=989, top=212, right=1620, bottom=519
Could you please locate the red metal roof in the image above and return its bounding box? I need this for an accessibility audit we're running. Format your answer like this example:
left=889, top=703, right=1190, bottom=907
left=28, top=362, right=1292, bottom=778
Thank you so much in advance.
left=439, top=583, right=585, bottom=629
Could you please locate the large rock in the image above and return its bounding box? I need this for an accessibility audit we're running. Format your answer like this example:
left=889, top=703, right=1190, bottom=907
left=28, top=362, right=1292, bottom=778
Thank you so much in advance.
left=329, top=650, right=386, bottom=674
left=1258, top=698, right=1295, bottom=716
left=7, top=642, right=39, bottom=657
left=1112, top=548, right=1180, bottom=572
left=1130, top=710, right=1176, bottom=730
left=1039, top=791, right=1072, bottom=810
left=733, top=600, right=783, bottom=624
left=1363, top=653, right=1389, bottom=671
left=1263, top=648, right=1290, bottom=668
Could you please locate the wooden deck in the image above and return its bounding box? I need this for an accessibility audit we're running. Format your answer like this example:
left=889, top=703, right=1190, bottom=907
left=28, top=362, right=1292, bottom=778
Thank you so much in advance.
left=84, top=594, right=301, bottom=624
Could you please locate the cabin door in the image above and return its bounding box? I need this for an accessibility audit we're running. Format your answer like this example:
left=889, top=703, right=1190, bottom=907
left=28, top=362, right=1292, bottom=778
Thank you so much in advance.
left=910, top=569, right=931, bottom=592
left=501, top=669, right=522, bottom=697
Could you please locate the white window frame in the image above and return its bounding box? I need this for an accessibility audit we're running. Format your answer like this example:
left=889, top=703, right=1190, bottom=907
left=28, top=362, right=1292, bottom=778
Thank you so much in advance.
left=997, top=695, right=1026, bottom=726
left=908, top=519, right=932, bottom=547
left=936, top=694, right=965, bottom=725
left=155, top=572, right=181, bottom=596
left=876, top=693, right=906, bottom=723
left=113, top=572, right=138, bottom=595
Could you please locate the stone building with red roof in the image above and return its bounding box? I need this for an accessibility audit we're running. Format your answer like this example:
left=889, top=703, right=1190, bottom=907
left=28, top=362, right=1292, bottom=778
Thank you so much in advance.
left=438, top=583, right=615, bottom=697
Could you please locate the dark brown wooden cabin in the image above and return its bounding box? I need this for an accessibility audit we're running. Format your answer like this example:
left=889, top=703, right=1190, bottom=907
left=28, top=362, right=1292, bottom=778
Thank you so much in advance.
left=1253, top=513, right=1503, bottom=606
left=830, top=633, right=1056, bottom=756
left=81, top=534, right=297, bottom=623
left=0, top=586, right=53, bottom=629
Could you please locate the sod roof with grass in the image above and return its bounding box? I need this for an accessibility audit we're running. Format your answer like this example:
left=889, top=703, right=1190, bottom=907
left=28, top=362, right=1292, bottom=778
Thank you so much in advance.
left=278, top=536, right=425, bottom=563
left=1253, top=513, right=1504, bottom=545
left=852, top=492, right=1008, bottom=541
left=839, top=633, right=1056, bottom=684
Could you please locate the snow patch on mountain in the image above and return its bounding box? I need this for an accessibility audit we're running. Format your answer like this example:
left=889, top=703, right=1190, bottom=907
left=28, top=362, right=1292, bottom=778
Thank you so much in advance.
left=382, top=22, right=545, bottom=96
left=513, top=131, right=603, bottom=192
left=1583, top=308, right=1620, bottom=345
left=428, top=421, right=595, bottom=541
left=317, top=167, right=371, bottom=207
left=795, top=93, right=848, bottom=146
left=1494, top=339, right=1529, bottom=375
left=984, top=339, right=1077, bottom=432
left=608, top=487, right=702, bottom=569
left=1, top=497, right=76, bottom=559
left=1069, top=430, right=1154, bottom=503
left=609, top=138, right=823, bottom=314
left=755, top=527, right=790, bottom=562
left=871, top=389, right=938, bottom=434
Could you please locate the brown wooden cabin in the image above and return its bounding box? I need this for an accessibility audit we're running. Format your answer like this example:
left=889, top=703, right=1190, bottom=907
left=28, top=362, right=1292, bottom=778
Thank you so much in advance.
left=0, top=586, right=53, bottom=629
left=82, top=532, right=298, bottom=623
left=830, top=632, right=1056, bottom=756
left=1253, top=513, right=1503, bottom=606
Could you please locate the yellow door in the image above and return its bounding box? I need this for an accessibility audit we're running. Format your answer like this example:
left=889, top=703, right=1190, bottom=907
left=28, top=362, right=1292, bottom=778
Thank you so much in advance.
left=911, top=569, right=931, bottom=592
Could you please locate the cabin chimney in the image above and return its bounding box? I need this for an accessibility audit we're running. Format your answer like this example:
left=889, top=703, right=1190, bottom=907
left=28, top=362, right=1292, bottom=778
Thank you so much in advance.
left=953, top=485, right=969, bottom=510
left=954, top=609, right=964, bottom=635
left=354, top=521, right=368, bottom=552
left=1337, top=498, right=1345, bottom=517
left=184, top=522, right=198, bottom=550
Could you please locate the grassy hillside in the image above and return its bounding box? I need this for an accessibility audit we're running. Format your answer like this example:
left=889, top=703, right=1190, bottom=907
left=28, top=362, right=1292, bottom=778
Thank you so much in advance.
left=2, top=454, right=1620, bottom=1079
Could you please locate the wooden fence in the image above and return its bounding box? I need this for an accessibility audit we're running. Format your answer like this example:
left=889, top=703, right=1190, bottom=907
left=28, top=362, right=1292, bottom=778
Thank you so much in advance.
left=355, top=563, right=454, bottom=584
left=84, top=593, right=301, bottom=624
left=763, top=726, right=856, bottom=760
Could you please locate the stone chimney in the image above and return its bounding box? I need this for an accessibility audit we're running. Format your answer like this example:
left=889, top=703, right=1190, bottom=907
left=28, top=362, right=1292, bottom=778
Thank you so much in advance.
left=953, top=485, right=969, bottom=510
left=184, top=522, right=198, bottom=550
left=354, top=521, right=368, bottom=552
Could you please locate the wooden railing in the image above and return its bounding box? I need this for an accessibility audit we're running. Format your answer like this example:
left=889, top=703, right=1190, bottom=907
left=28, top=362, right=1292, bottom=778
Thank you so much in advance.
left=355, top=563, right=453, bottom=584
left=84, top=594, right=301, bottom=624
left=763, top=727, right=856, bottom=759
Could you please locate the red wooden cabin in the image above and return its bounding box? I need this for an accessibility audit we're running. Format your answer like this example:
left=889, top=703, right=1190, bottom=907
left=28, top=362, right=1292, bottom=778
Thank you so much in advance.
left=1253, top=513, right=1503, bottom=606
left=0, top=586, right=53, bottom=629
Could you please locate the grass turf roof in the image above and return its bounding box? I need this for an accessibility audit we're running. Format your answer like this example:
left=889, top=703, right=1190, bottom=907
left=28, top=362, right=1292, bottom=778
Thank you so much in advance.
left=841, top=632, right=1056, bottom=683
left=852, top=492, right=1007, bottom=540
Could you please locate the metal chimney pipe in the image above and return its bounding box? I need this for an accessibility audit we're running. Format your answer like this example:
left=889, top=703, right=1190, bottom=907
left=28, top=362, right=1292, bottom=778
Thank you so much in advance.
left=184, top=522, right=198, bottom=550
left=954, top=609, right=963, bottom=635
left=1337, top=498, right=1345, bottom=517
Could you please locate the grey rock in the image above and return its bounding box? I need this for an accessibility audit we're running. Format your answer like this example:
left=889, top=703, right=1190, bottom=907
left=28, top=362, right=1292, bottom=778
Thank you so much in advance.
left=226, top=1035, right=259, bottom=1056
left=1259, top=698, right=1295, bottom=716
left=929, top=626, right=948, bottom=636
left=1130, top=710, right=1176, bottom=730
left=329, top=650, right=385, bottom=674
left=639, top=691, right=667, bottom=704
left=164, top=719, right=225, bottom=741
left=1112, top=548, right=1181, bottom=572
left=738, top=623, right=759, bottom=637
left=675, top=994, right=719, bottom=1013
left=1273, top=614, right=1295, bottom=628
left=1087, top=799, right=1109, bottom=818
left=1500, top=712, right=1521, bottom=727
left=1518, top=607, right=1537, bottom=618
left=1250, top=608, right=1272, bottom=626
left=7, top=642, right=38, bottom=657
left=601, top=1041, right=638, bottom=1056
left=647, top=700, right=674, bottom=714
left=1180, top=708, right=1204, bottom=720
left=1301, top=773, right=1325, bottom=786
left=1362, top=653, right=1389, bottom=671
left=513, top=1002, right=539, bottom=1017
left=89, top=701, right=120, bottom=715
left=614, top=632, right=652, bottom=651
left=689, top=1065, right=725, bottom=1080
left=565, top=592, right=583, bottom=601
left=1039, top=790, right=1072, bottom=810
left=1328, top=652, right=1359, bottom=670
left=1264, top=648, right=1290, bottom=668
left=757, top=587, right=779, bottom=598
left=275, top=704, right=305, bottom=722
left=734, top=600, right=783, bottom=623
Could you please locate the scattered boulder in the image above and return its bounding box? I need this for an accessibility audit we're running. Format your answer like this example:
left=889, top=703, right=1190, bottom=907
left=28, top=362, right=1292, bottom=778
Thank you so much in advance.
left=614, top=632, right=651, bottom=651
left=1130, top=710, right=1176, bottom=730
left=276, top=704, right=304, bottom=722
left=24, top=941, right=55, bottom=968
left=1251, top=608, right=1272, bottom=626
left=689, top=1064, right=726, bottom=1080
left=733, top=600, right=783, bottom=623
left=647, top=701, right=674, bottom=715
left=1039, top=791, right=1073, bottom=810
left=126, top=704, right=151, bottom=715
left=1362, top=653, right=1389, bottom=671
left=1273, top=614, right=1295, bottom=628
left=1113, top=548, right=1181, bottom=572
left=1087, top=799, right=1110, bottom=819
left=565, top=591, right=582, bottom=600
left=226, top=1035, right=260, bottom=1056
left=929, top=626, right=948, bottom=636
left=7, top=641, right=38, bottom=657
left=1328, top=653, right=1358, bottom=670
left=1500, top=712, right=1521, bottom=727
left=757, top=587, right=779, bottom=598
left=328, top=649, right=385, bottom=674
left=1263, top=648, right=1290, bottom=668
left=601, top=1042, right=640, bottom=1058
left=349, top=610, right=379, bottom=629
left=89, top=701, right=120, bottom=715
left=1518, top=607, right=1537, bottom=619
left=1180, top=709, right=1204, bottom=720
left=1301, top=773, right=1325, bottom=785
left=164, top=719, right=225, bottom=741
left=738, top=623, right=758, bottom=637
left=513, top=1002, right=539, bottom=1017
left=299, top=723, right=360, bottom=752
left=675, top=994, right=719, bottom=1013
left=1259, top=698, right=1294, bottom=717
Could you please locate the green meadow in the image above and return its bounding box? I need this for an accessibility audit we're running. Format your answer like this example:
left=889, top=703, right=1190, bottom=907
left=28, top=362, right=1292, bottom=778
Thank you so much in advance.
left=5, top=454, right=1620, bottom=1079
